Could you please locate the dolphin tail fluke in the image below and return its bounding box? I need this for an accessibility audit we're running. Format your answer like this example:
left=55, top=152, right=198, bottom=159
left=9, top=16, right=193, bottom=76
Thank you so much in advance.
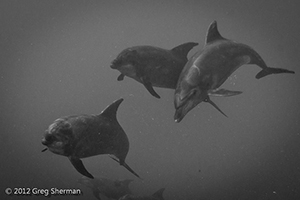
left=256, top=67, right=295, bottom=79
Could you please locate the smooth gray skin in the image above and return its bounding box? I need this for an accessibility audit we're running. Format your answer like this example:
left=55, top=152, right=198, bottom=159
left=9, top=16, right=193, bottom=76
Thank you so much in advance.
left=111, top=42, right=242, bottom=99
left=111, top=42, right=198, bottom=98
left=42, top=98, right=140, bottom=179
left=78, top=176, right=133, bottom=200
left=118, top=188, right=165, bottom=200
left=174, top=20, right=295, bottom=123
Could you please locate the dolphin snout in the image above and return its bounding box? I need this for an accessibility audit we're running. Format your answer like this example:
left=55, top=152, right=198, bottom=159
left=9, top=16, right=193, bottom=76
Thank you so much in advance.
left=110, top=59, right=119, bottom=69
left=110, top=63, right=117, bottom=69
left=41, top=134, right=53, bottom=145
left=174, top=93, right=185, bottom=109
left=41, top=138, right=49, bottom=145
left=174, top=111, right=183, bottom=123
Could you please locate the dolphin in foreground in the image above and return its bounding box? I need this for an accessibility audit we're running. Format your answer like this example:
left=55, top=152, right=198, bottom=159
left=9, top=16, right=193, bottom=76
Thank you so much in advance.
left=110, top=42, right=198, bottom=98
left=41, top=98, right=140, bottom=179
left=174, top=21, right=295, bottom=123
left=118, top=188, right=165, bottom=200
left=78, top=176, right=133, bottom=200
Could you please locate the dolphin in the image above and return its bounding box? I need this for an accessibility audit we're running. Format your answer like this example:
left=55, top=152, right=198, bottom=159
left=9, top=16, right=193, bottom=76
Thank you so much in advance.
left=41, top=98, right=140, bottom=179
left=110, top=42, right=198, bottom=98
left=174, top=20, right=295, bottom=122
left=118, top=188, right=165, bottom=200
left=78, top=176, right=133, bottom=200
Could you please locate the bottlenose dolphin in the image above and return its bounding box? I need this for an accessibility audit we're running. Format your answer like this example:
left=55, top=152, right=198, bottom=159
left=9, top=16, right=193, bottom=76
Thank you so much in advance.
left=41, top=98, right=140, bottom=179
left=110, top=42, right=198, bottom=98
left=118, top=188, right=165, bottom=200
left=174, top=21, right=295, bottom=122
left=78, top=176, right=133, bottom=200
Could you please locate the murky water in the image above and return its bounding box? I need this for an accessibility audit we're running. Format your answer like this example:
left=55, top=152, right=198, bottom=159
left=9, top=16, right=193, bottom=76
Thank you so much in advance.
left=1, top=0, right=299, bottom=199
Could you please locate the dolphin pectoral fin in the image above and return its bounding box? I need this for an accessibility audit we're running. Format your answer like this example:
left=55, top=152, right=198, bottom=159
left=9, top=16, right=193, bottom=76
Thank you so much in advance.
left=41, top=148, right=48, bottom=152
left=110, top=156, right=141, bottom=179
left=122, top=162, right=142, bottom=180
left=117, top=74, right=125, bottom=81
left=256, top=67, right=295, bottom=79
left=141, top=76, right=161, bottom=98
left=204, top=97, right=228, bottom=117
left=69, top=157, right=94, bottom=179
left=209, top=88, right=243, bottom=97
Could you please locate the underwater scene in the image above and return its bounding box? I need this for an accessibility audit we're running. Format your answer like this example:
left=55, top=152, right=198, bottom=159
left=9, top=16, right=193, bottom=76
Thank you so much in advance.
left=0, top=0, right=299, bottom=199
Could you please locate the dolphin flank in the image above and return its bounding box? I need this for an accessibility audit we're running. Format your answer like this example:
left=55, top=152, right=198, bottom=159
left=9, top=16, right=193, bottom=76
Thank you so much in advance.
left=174, top=20, right=295, bottom=123
left=42, top=98, right=141, bottom=179
left=110, top=42, right=198, bottom=98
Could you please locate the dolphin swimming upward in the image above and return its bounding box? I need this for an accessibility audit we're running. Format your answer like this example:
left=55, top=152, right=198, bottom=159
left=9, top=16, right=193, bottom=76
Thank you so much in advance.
left=174, top=20, right=295, bottom=123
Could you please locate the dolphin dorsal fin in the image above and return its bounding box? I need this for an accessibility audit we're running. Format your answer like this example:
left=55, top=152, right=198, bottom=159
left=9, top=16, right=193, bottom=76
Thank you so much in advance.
left=100, top=98, right=124, bottom=119
left=152, top=188, right=165, bottom=200
left=205, top=21, right=225, bottom=44
left=171, top=42, right=198, bottom=59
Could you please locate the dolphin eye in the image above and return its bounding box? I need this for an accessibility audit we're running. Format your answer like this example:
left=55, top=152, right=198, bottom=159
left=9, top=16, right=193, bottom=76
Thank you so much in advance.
left=191, top=88, right=198, bottom=96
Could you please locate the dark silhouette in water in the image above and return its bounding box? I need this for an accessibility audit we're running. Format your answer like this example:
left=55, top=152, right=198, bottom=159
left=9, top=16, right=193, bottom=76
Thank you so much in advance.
left=78, top=176, right=133, bottom=200
left=174, top=20, right=295, bottom=123
left=119, top=188, right=165, bottom=200
left=41, top=98, right=140, bottom=179
left=110, top=42, right=198, bottom=98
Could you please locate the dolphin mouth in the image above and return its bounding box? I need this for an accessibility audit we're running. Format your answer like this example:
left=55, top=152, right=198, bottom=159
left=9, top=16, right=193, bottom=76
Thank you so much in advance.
left=173, top=93, right=190, bottom=123
left=174, top=91, right=194, bottom=110
left=110, top=63, right=118, bottom=69
left=173, top=90, right=204, bottom=123
left=41, top=138, right=49, bottom=145
left=110, top=59, right=119, bottom=69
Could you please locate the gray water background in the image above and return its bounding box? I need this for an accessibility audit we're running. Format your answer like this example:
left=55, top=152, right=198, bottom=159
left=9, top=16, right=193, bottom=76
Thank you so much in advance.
left=0, top=0, right=300, bottom=199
